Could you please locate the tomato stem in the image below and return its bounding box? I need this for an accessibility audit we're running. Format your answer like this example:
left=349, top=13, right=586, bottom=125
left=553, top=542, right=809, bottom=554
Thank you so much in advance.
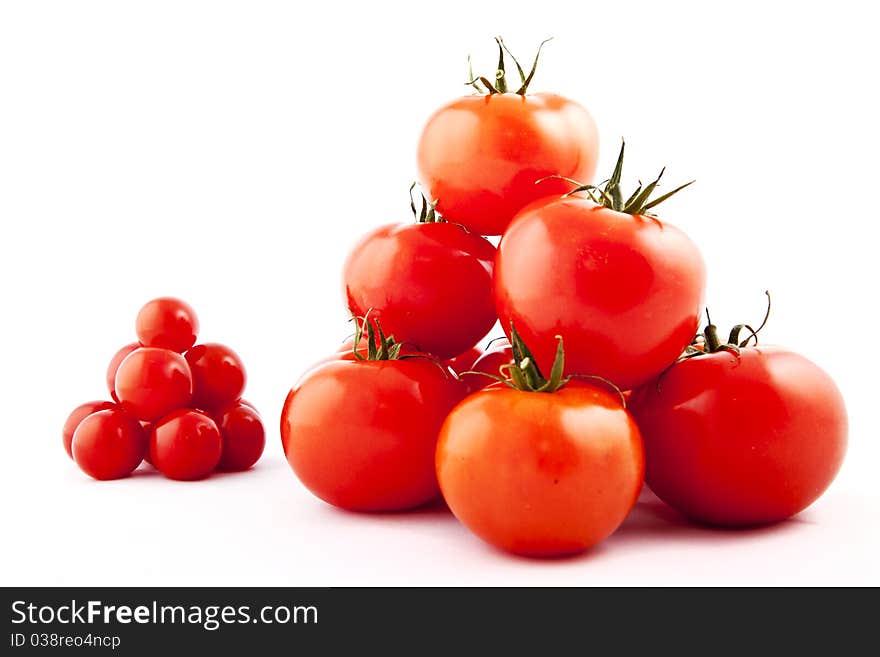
left=465, top=37, right=552, bottom=96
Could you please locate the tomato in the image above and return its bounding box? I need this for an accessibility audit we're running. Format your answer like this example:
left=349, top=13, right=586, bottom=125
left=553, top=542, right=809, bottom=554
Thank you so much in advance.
left=343, top=220, right=496, bottom=360
left=114, top=347, right=193, bottom=422
left=140, top=422, right=154, bottom=465
left=106, top=343, right=139, bottom=402
left=629, top=342, right=847, bottom=526
left=62, top=400, right=117, bottom=459
left=150, top=409, right=222, bottom=480
left=461, top=339, right=513, bottom=393
left=417, top=40, right=598, bottom=235
left=445, top=346, right=483, bottom=375
left=494, top=142, right=705, bottom=390
left=71, top=408, right=147, bottom=480
left=436, top=333, right=643, bottom=556
left=214, top=402, right=265, bottom=471
left=281, top=357, right=464, bottom=511
left=185, top=343, right=246, bottom=411
left=136, top=297, right=199, bottom=353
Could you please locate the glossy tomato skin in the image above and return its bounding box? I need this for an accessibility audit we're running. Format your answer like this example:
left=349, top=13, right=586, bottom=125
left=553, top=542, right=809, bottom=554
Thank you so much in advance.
left=150, top=409, right=222, bottom=480
left=72, top=408, right=147, bottom=480
left=343, top=222, right=497, bottom=360
left=63, top=400, right=118, bottom=458
left=114, top=347, right=193, bottom=422
left=628, top=347, right=848, bottom=526
left=436, top=382, right=644, bottom=556
left=461, top=340, right=513, bottom=393
left=417, top=93, right=599, bottom=236
left=495, top=197, right=705, bottom=390
left=281, top=359, right=465, bottom=512
left=106, top=343, right=140, bottom=402
left=214, top=402, right=265, bottom=471
left=445, top=346, right=483, bottom=375
left=185, top=343, right=246, bottom=411
left=136, top=297, right=199, bottom=353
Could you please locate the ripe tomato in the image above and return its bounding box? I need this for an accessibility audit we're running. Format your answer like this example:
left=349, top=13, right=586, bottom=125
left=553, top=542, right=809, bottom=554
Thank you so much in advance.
left=114, top=347, right=193, bottom=422
left=136, top=297, right=199, bottom=353
left=494, top=143, right=704, bottom=390
left=214, top=402, right=265, bottom=471
left=281, top=357, right=464, bottom=511
left=62, top=400, right=117, bottom=459
left=185, top=343, right=246, bottom=411
left=150, top=409, right=222, bottom=480
left=343, top=220, right=496, bottom=360
left=461, top=339, right=513, bottom=393
left=436, top=333, right=643, bottom=556
left=72, top=408, right=147, bottom=480
left=417, top=39, right=598, bottom=236
left=629, top=343, right=847, bottom=526
left=445, top=346, right=483, bottom=375
left=106, top=343, right=139, bottom=402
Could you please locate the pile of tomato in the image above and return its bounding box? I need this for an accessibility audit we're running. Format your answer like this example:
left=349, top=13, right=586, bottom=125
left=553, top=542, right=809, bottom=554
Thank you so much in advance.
left=64, top=297, right=265, bottom=481
left=281, top=39, right=848, bottom=556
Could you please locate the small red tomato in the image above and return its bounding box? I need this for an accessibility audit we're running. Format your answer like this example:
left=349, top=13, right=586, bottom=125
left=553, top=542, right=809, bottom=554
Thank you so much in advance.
left=62, top=400, right=117, bottom=459
left=114, top=347, right=193, bottom=422
left=343, top=220, right=497, bottom=360
left=185, top=343, right=246, bottom=411
left=140, top=422, right=154, bottom=465
left=72, top=408, right=147, bottom=480
left=106, top=343, right=140, bottom=401
left=150, top=409, right=222, bottom=480
left=282, top=355, right=464, bottom=511
left=136, top=297, right=199, bottom=353
left=214, top=402, right=265, bottom=471
left=417, top=39, right=599, bottom=236
left=445, top=346, right=483, bottom=375
left=461, top=339, right=514, bottom=393
left=629, top=315, right=848, bottom=526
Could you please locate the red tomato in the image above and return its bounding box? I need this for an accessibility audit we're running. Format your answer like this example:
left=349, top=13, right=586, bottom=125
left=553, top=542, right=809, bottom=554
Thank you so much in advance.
left=185, top=343, right=246, bottom=411
left=114, top=347, right=193, bottom=422
left=628, top=346, right=847, bottom=526
left=106, top=343, right=139, bottom=402
left=136, top=297, right=199, bottom=353
left=281, top=358, right=464, bottom=511
left=494, top=145, right=705, bottom=390
left=62, top=400, right=117, bottom=459
left=343, top=222, right=497, bottom=359
left=445, top=346, right=483, bottom=375
left=437, top=382, right=644, bottom=556
left=150, top=409, right=222, bottom=480
left=140, top=422, right=154, bottom=465
left=418, top=92, right=598, bottom=236
left=72, top=408, right=147, bottom=480
left=215, top=402, right=265, bottom=471
left=461, top=339, right=513, bottom=393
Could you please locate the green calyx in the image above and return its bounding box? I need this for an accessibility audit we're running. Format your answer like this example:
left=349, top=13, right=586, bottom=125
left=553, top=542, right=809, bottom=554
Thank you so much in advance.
left=351, top=314, right=404, bottom=361
left=466, top=36, right=552, bottom=96
left=543, top=140, right=695, bottom=216
left=682, top=291, right=772, bottom=361
left=409, top=182, right=443, bottom=224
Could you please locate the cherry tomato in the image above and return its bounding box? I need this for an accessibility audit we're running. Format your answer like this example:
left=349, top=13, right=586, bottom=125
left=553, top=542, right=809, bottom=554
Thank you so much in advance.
left=72, top=408, right=147, bottom=480
left=343, top=221, right=496, bottom=359
left=62, top=400, right=117, bottom=459
left=437, top=382, right=644, bottom=556
left=418, top=85, right=598, bottom=236
left=494, top=147, right=705, bottom=390
left=628, top=346, right=847, bottom=526
left=214, top=402, right=265, bottom=471
left=114, top=347, right=193, bottom=422
left=106, top=343, right=139, bottom=402
left=184, top=343, right=246, bottom=411
left=136, top=297, right=199, bottom=353
left=140, top=422, right=154, bottom=465
left=150, top=409, right=222, bottom=480
left=445, top=346, right=483, bottom=375
left=281, top=358, right=464, bottom=511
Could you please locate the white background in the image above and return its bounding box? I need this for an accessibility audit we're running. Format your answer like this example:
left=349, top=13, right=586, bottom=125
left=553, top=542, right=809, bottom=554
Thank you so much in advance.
left=1, top=0, right=878, bottom=586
